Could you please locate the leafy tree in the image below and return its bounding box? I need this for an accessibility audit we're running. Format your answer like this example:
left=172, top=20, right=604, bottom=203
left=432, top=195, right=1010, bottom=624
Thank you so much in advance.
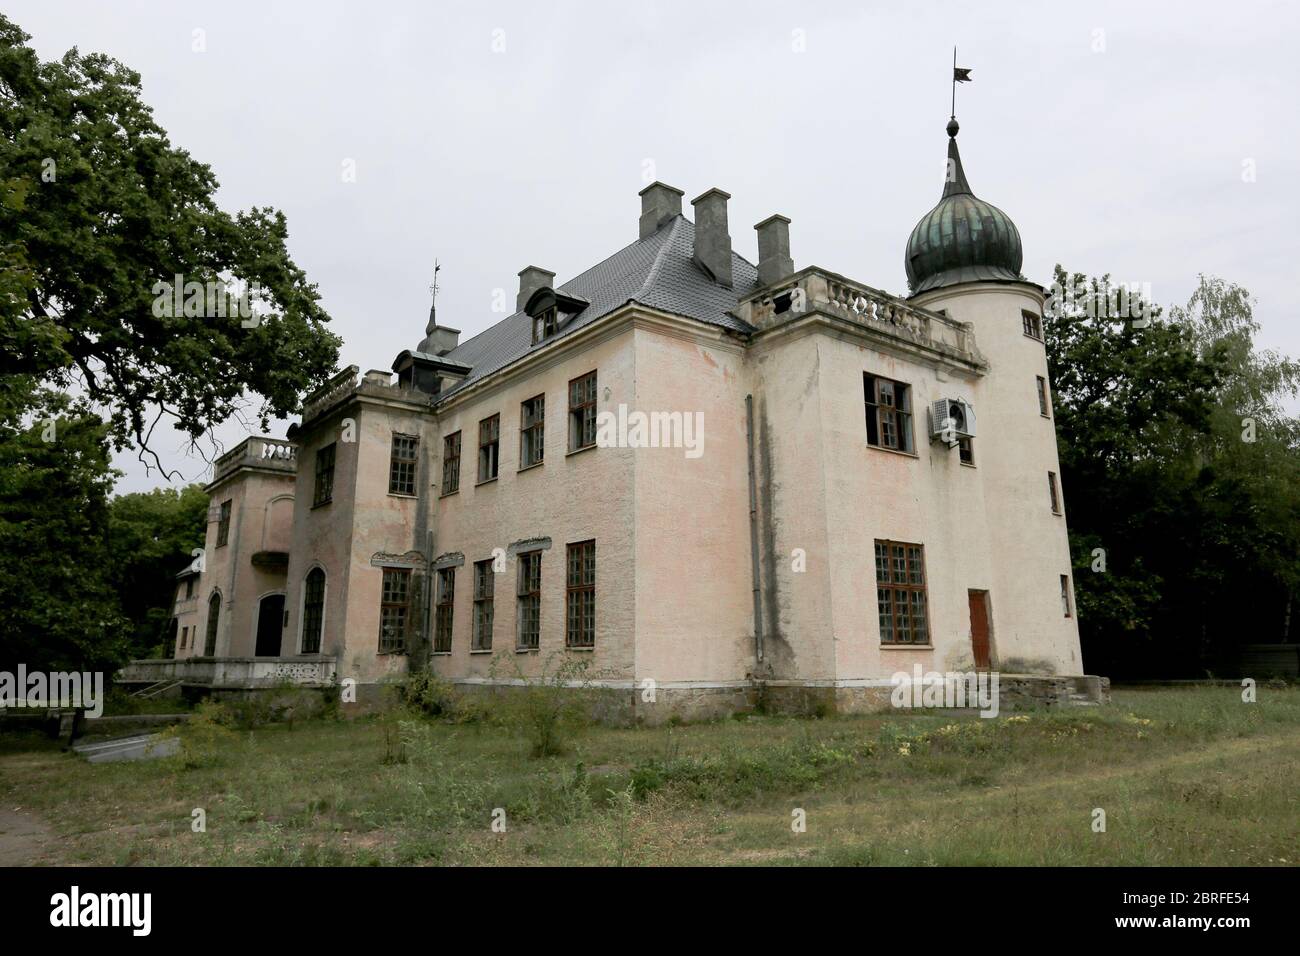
left=107, top=483, right=209, bottom=658
left=0, top=388, right=127, bottom=673
left=0, top=13, right=341, bottom=473
left=1047, top=266, right=1300, bottom=678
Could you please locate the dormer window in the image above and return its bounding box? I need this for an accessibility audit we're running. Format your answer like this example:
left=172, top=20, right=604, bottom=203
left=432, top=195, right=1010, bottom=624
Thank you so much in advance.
left=533, top=306, right=558, bottom=344
left=525, top=287, right=590, bottom=345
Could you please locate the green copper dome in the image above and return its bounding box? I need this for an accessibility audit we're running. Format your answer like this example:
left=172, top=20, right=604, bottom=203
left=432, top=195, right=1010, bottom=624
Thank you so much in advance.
left=905, top=119, right=1023, bottom=295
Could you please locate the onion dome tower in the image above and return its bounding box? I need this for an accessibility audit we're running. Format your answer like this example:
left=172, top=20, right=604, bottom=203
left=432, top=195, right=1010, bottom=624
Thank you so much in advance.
left=904, top=118, right=1023, bottom=295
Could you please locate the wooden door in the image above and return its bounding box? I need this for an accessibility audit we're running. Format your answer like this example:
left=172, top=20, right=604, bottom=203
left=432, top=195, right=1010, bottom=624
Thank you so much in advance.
left=968, top=590, right=991, bottom=670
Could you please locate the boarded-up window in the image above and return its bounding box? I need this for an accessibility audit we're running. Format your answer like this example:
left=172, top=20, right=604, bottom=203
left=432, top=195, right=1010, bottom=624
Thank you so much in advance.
left=874, top=540, right=929, bottom=645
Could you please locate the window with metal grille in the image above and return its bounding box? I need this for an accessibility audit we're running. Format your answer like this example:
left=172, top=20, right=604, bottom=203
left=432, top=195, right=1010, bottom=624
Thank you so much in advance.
left=478, top=414, right=499, bottom=482
left=314, top=443, right=335, bottom=506
left=389, top=433, right=418, bottom=495
left=958, top=436, right=974, bottom=465
left=566, top=540, right=595, bottom=648
left=1036, top=376, right=1050, bottom=417
left=569, top=371, right=597, bottom=452
left=301, top=567, right=325, bottom=654
left=1022, top=310, right=1043, bottom=340
left=520, top=395, right=545, bottom=469
left=1060, top=574, right=1072, bottom=617
left=216, top=500, right=232, bottom=547
left=1049, top=472, right=1061, bottom=513
left=441, top=431, right=461, bottom=495
left=379, top=568, right=410, bottom=653
left=433, top=568, right=454, bottom=653
left=516, top=551, right=541, bottom=650
left=472, top=559, right=494, bottom=651
left=204, top=592, right=221, bottom=655
left=873, top=540, right=930, bottom=645
left=864, top=375, right=914, bottom=452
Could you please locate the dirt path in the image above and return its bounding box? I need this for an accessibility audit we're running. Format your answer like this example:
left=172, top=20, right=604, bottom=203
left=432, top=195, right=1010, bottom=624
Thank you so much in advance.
left=0, top=805, right=56, bottom=866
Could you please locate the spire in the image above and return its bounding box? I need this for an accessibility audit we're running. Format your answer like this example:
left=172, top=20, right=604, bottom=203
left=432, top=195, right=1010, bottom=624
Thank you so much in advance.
left=942, top=118, right=973, bottom=198
left=418, top=259, right=440, bottom=352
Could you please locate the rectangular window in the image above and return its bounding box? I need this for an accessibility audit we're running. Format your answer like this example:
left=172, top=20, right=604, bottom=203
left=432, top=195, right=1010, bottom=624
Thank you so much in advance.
left=389, top=433, right=418, bottom=496
left=874, top=540, right=930, bottom=645
left=1060, top=574, right=1072, bottom=617
left=1048, top=471, right=1061, bottom=513
left=516, top=551, right=541, bottom=650
left=313, top=443, right=336, bottom=507
left=520, top=395, right=545, bottom=469
left=180, top=627, right=187, bottom=650
left=472, top=559, right=494, bottom=651
left=441, top=431, right=461, bottom=495
left=864, top=374, right=914, bottom=453
left=532, top=306, right=559, bottom=344
left=433, top=568, right=455, bottom=653
left=216, top=500, right=232, bottom=547
left=478, top=414, right=500, bottom=483
left=566, top=540, right=596, bottom=649
left=185, top=578, right=194, bottom=599
left=1022, top=310, right=1043, bottom=340
left=568, top=371, right=598, bottom=452
left=379, top=568, right=410, bottom=654
left=958, top=436, right=974, bottom=465
left=1036, top=376, right=1050, bottom=417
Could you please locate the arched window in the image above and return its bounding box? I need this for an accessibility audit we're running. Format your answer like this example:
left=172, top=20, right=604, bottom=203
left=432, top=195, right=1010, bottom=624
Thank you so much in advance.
left=302, top=568, right=326, bottom=654
left=204, top=592, right=221, bottom=656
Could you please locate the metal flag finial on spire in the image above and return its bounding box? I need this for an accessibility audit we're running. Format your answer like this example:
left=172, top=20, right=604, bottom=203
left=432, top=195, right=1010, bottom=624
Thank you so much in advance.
left=424, top=259, right=441, bottom=338
left=951, top=47, right=972, bottom=121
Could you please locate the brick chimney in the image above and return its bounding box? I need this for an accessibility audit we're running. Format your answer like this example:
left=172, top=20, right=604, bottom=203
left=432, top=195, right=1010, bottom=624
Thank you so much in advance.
left=517, top=265, right=555, bottom=313
left=754, top=214, right=794, bottom=287
left=691, top=188, right=732, bottom=288
left=639, top=182, right=684, bottom=239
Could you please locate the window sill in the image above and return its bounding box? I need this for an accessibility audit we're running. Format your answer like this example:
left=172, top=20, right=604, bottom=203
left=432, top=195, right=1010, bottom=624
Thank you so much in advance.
left=515, top=646, right=539, bottom=654
left=566, top=443, right=597, bottom=459
left=565, top=645, right=595, bottom=652
left=1052, top=509, right=1063, bottom=516
left=517, top=461, right=544, bottom=474
left=476, top=476, right=499, bottom=487
left=1040, top=413, right=1051, bottom=420
left=387, top=492, right=417, bottom=499
left=470, top=648, right=493, bottom=655
left=429, top=651, right=451, bottom=656
left=439, top=488, right=459, bottom=499
left=1024, top=333, right=1044, bottom=343
left=959, top=461, right=976, bottom=469
left=866, top=444, right=919, bottom=460
left=377, top=650, right=408, bottom=657
left=311, top=499, right=332, bottom=510
left=880, top=644, right=934, bottom=650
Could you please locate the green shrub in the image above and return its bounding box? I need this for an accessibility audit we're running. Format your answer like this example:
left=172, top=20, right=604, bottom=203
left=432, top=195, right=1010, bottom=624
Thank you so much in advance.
left=486, top=652, right=593, bottom=758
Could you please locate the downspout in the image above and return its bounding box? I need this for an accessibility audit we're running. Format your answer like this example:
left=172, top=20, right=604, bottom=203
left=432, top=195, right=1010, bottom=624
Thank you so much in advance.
left=745, top=395, right=764, bottom=664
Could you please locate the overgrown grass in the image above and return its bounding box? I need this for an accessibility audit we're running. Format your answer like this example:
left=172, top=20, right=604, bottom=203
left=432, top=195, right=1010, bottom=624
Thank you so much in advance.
left=0, top=686, right=1296, bottom=866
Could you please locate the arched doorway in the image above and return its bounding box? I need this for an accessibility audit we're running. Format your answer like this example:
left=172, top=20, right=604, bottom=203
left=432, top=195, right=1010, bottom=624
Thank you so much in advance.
left=204, top=592, right=221, bottom=656
left=255, top=593, right=285, bottom=656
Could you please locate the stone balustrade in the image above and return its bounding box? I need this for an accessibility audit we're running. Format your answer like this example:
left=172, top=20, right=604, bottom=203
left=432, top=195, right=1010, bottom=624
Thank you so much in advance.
left=118, top=655, right=338, bottom=689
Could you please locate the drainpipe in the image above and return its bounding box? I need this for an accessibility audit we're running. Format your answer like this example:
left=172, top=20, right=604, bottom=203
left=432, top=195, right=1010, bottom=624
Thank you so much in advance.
left=745, top=395, right=764, bottom=663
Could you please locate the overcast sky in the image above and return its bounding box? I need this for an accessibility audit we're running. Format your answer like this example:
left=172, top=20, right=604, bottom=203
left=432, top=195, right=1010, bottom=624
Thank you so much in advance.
left=11, top=0, right=1299, bottom=494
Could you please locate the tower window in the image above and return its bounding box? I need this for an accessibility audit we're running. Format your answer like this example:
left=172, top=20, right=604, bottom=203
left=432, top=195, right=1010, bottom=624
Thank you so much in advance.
left=1060, top=574, right=1073, bottom=618
left=1036, top=376, right=1050, bottom=417
left=1022, top=310, right=1043, bottom=341
left=314, top=443, right=336, bottom=507
left=216, top=500, right=232, bottom=547
left=1048, top=472, right=1061, bottom=514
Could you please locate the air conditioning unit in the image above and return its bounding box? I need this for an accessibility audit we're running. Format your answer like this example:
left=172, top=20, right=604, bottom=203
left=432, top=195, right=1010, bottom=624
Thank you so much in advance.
left=930, top=398, right=976, bottom=444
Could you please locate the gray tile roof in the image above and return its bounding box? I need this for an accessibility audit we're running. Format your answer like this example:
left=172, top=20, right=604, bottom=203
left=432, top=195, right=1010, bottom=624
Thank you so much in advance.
left=436, top=215, right=758, bottom=401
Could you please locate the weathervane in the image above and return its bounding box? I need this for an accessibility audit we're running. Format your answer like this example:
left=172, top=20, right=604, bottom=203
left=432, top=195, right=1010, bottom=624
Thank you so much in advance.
left=951, top=47, right=972, bottom=120
left=428, top=258, right=441, bottom=304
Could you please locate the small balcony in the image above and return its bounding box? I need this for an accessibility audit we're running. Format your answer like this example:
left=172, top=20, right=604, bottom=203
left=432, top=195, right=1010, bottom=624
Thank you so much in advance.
left=211, top=437, right=298, bottom=484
